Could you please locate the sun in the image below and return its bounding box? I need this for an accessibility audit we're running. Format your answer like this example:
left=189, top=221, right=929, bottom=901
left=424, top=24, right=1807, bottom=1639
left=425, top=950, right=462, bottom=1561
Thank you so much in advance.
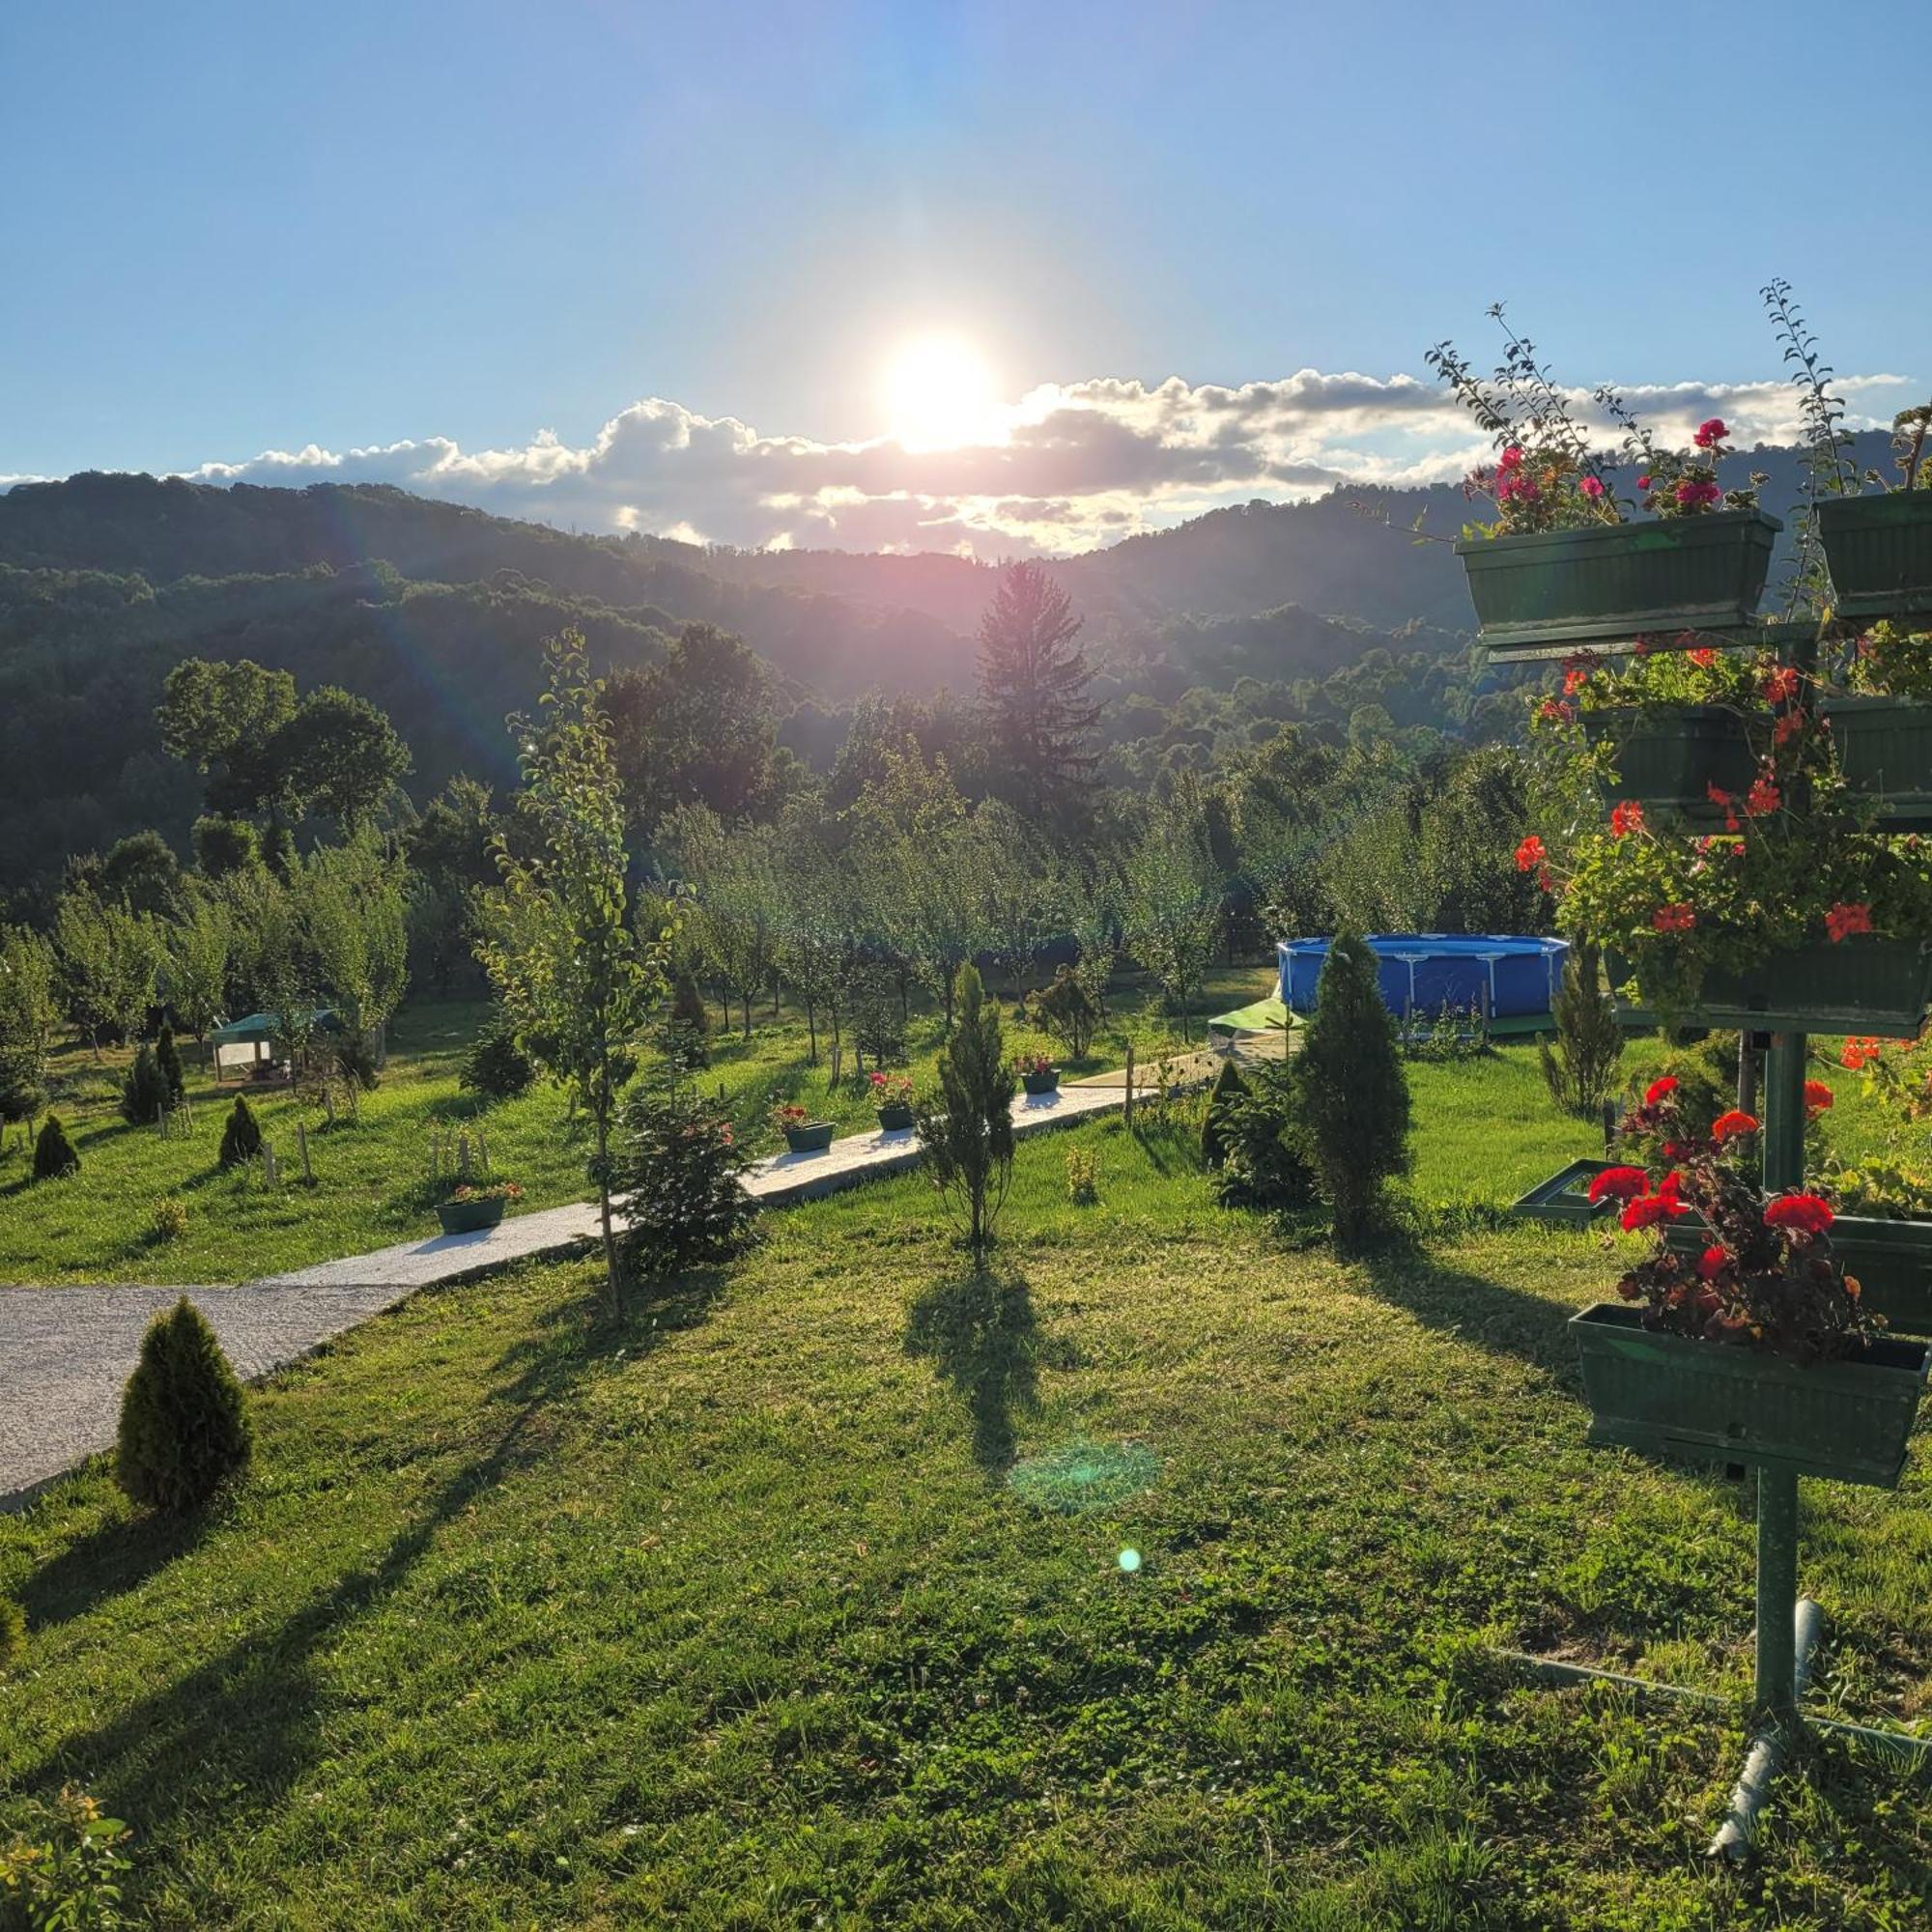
left=881, top=333, right=1002, bottom=451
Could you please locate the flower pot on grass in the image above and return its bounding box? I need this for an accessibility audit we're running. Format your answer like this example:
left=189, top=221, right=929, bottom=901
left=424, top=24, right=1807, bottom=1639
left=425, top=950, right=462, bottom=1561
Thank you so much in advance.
left=1817, top=494, right=1932, bottom=621
left=875, top=1104, right=915, bottom=1133
left=1020, top=1067, right=1061, bottom=1096
left=1454, top=510, right=1781, bottom=653
left=437, top=1195, right=508, bottom=1235
left=1571, top=1301, right=1928, bottom=1487
left=1583, top=705, right=1755, bottom=816
left=1608, top=938, right=1932, bottom=1034
left=783, top=1121, right=837, bottom=1153
left=1825, top=696, right=1932, bottom=830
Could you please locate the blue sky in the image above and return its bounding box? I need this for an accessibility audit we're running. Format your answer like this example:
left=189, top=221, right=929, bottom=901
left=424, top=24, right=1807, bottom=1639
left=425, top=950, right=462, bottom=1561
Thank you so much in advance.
left=6, top=0, right=1929, bottom=554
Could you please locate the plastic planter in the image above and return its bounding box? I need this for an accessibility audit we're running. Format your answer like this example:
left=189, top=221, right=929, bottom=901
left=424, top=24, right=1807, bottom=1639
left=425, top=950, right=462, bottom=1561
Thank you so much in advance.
left=1583, top=705, right=1755, bottom=816
left=1021, top=1068, right=1061, bottom=1096
left=875, top=1104, right=915, bottom=1133
left=1507, top=1157, right=1619, bottom=1230
left=1825, top=696, right=1932, bottom=830
left=1817, top=494, right=1932, bottom=621
left=436, top=1196, right=507, bottom=1235
left=1608, top=938, right=1932, bottom=1034
left=782, top=1120, right=836, bottom=1153
left=1571, top=1302, right=1928, bottom=1488
left=1454, top=510, right=1781, bottom=653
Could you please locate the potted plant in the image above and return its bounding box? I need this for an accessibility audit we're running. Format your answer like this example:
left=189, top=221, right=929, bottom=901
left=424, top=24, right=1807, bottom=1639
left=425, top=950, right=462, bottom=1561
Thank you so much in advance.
left=1574, top=1082, right=1928, bottom=1486
left=1015, top=1052, right=1060, bottom=1097
left=436, top=1179, right=523, bottom=1235
left=771, top=1099, right=836, bottom=1154
left=1429, top=321, right=1779, bottom=651
left=1810, top=405, right=1932, bottom=620
left=869, top=1070, right=916, bottom=1133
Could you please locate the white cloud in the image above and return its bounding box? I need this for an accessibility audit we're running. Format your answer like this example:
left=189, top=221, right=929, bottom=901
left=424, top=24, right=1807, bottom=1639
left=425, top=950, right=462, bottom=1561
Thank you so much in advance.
left=143, top=366, right=1920, bottom=558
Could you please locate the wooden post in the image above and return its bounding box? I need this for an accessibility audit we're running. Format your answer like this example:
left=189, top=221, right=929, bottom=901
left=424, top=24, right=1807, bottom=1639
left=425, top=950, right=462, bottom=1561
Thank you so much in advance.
left=262, top=1143, right=278, bottom=1187
left=1124, top=1039, right=1136, bottom=1133
left=297, top=1118, right=313, bottom=1184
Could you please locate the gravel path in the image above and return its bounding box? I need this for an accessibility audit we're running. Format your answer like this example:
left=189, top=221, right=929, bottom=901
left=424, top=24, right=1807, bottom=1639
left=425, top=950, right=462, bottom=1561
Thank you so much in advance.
left=2, top=1073, right=1188, bottom=1509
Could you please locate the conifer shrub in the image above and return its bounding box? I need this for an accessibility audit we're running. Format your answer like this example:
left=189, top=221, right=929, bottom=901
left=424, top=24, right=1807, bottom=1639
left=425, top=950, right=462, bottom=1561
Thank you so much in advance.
left=1539, top=940, right=1621, bottom=1121
left=32, top=1114, right=79, bottom=1179
left=614, top=1073, right=757, bottom=1278
left=217, top=1094, right=263, bottom=1168
left=1214, top=1057, right=1319, bottom=1211
left=460, top=1014, right=535, bottom=1101
left=155, top=1022, right=187, bottom=1106
left=1200, top=1058, right=1249, bottom=1169
left=114, top=1296, right=253, bottom=1514
left=1294, top=930, right=1411, bottom=1242
left=119, top=1044, right=170, bottom=1126
left=0, top=1595, right=23, bottom=1670
left=915, top=963, right=1016, bottom=1253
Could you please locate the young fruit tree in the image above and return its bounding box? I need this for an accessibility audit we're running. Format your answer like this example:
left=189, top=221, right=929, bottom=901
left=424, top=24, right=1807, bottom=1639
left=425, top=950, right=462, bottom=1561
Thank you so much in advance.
left=475, top=630, right=672, bottom=1316
left=1122, top=775, right=1224, bottom=1043
left=913, top=963, right=1016, bottom=1254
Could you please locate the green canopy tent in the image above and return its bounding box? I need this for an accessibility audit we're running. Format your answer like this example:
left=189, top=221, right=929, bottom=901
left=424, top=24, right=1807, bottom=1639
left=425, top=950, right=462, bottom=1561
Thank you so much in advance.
left=210, top=1009, right=340, bottom=1082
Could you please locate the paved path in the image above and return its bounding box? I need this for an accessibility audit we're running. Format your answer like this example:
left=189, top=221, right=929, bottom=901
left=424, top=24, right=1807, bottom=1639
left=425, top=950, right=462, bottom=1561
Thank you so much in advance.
left=2, top=1070, right=1195, bottom=1509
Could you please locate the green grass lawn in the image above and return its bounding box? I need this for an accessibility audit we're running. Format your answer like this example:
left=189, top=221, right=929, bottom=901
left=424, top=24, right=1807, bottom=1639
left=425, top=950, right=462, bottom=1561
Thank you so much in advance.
left=5, top=1095, right=1931, bottom=1927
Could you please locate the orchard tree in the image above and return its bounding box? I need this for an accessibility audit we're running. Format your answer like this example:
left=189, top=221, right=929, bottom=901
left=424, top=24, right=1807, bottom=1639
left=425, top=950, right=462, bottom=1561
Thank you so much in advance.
left=164, top=883, right=233, bottom=1038
left=54, top=890, right=161, bottom=1052
left=303, top=831, right=411, bottom=1061
left=660, top=805, right=781, bottom=1039
left=1122, top=774, right=1225, bottom=1042
left=977, top=560, right=1098, bottom=830
left=476, top=630, right=671, bottom=1316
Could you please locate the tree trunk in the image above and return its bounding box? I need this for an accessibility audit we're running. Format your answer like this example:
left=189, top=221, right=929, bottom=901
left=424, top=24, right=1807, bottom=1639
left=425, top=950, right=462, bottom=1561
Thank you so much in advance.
left=742, top=989, right=752, bottom=1040
left=806, top=997, right=818, bottom=1065
left=594, top=1110, right=623, bottom=1318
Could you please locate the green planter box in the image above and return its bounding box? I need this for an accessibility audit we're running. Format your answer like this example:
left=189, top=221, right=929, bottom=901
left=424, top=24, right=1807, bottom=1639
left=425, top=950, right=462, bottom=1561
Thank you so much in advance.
left=1608, top=938, right=1932, bottom=1034
left=1666, top=1212, right=1932, bottom=1336
left=783, top=1121, right=837, bottom=1153
left=1584, top=705, right=1755, bottom=816
left=436, top=1196, right=507, bottom=1236
left=1508, top=1156, right=1619, bottom=1230
left=875, top=1104, right=915, bottom=1133
left=1571, top=1301, right=1928, bottom=1488
left=1826, top=696, right=1932, bottom=830
left=1817, top=494, right=1932, bottom=621
left=1021, top=1069, right=1061, bottom=1096
left=1454, top=510, right=1781, bottom=654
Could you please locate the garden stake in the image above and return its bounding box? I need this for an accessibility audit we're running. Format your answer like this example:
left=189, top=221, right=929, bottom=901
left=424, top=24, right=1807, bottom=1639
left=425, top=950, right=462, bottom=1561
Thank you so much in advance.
left=297, top=1119, right=313, bottom=1184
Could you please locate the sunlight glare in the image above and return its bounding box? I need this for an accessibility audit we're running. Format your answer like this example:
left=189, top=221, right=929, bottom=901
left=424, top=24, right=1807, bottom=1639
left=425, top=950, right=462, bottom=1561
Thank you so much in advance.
left=882, top=334, right=1001, bottom=450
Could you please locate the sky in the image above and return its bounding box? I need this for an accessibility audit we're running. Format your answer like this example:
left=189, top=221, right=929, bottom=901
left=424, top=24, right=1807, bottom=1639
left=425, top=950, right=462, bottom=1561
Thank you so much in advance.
left=5, top=0, right=1930, bottom=557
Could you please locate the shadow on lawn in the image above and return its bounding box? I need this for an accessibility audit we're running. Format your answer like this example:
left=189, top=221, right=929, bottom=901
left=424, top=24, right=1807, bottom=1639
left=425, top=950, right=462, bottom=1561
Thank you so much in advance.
left=1351, top=1234, right=1578, bottom=1380
left=10, top=1290, right=612, bottom=1866
left=905, top=1264, right=1039, bottom=1472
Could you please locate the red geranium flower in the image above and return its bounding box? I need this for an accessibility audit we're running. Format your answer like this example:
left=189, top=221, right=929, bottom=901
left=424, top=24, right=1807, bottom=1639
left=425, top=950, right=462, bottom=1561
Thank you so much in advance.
left=1712, top=1109, right=1759, bottom=1144
left=1651, top=903, right=1695, bottom=933
left=1693, top=417, right=1728, bottom=449
left=1514, top=834, right=1547, bottom=875
left=1696, top=1244, right=1728, bottom=1281
left=1825, top=901, right=1873, bottom=943
left=1687, top=646, right=1718, bottom=668
left=1610, top=800, right=1645, bottom=838
left=1745, top=775, right=1781, bottom=817
left=1644, top=1074, right=1678, bottom=1106
left=1762, top=666, right=1802, bottom=705
left=1804, top=1079, right=1834, bottom=1116
left=1623, top=1177, right=1690, bottom=1231
left=1841, top=1037, right=1882, bottom=1070
left=1764, top=1193, right=1834, bottom=1236
left=1587, top=1165, right=1650, bottom=1204
left=1579, top=475, right=1605, bottom=501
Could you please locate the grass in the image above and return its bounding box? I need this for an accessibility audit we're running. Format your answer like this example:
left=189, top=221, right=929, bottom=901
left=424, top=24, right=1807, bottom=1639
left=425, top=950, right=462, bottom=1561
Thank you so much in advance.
left=4, top=1080, right=1931, bottom=1926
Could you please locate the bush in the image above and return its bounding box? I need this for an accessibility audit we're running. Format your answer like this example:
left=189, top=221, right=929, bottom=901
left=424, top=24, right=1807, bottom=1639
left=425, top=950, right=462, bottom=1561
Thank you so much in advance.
left=0, top=1595, right=22, bottom=1671
left=32, top=1114, right=79, bottom=1180
left=914, top=964, right=1015, bottom=1253
left=151, top=1196, right=188, bottom=1243
left=119, top=1044, right=169, bottom=1126
left=1295, top=930, right=1411, bottom=1241
left=155, top=1022, right=187, bottom=1106
left=1214, top=1057, right=1319, bottom=1211
left=1200, top=1058, right=1249, bottom=1169
left=0, top=1047, right=45, bottom=1135
left=1065, top=1146, right=1100, bottom=1204
left=460, top=1015, right=534, bottom=1102
left=1540, top=940, right=1621, bottom=1121
left=217, top=1095, right=263, bottom=1169
left=114, top=1296, right=253, bottom=1514
left=613, top=1076, right=758, bottom=1278
left=852, top=967, right=905, bottom=1067
left=1025, top=966, right=1101, bottom=1060
left=0, top=1787, right=132, bottom=1932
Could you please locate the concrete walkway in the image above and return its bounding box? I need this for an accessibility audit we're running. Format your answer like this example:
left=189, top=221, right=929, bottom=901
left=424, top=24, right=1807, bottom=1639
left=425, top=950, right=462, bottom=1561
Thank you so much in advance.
left=2, top=1069, right=1200, bottom=1509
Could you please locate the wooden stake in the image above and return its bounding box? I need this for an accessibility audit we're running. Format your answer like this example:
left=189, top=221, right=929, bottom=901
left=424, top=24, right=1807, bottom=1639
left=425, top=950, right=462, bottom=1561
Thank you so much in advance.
left=297, top=1118, right=313, bottom=1183
left=1124, top=1039, right=1136, bottom=1132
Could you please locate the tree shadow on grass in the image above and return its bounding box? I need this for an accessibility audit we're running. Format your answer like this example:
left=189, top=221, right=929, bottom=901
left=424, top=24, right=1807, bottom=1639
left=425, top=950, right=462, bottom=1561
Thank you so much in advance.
left=15, top=1506, right=214, bottom=1634
left=905, top=1264, right=1039, bottom=1473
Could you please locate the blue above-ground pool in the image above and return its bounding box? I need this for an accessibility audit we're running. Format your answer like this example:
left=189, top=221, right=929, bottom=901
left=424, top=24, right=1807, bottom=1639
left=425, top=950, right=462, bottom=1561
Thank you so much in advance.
left=1279, top=933, right=1568, bottom=1021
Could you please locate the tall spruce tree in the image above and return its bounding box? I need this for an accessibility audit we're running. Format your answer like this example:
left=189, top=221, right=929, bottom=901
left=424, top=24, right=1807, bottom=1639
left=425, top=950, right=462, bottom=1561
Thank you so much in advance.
left=976, top=560, right=1099, bottom=829
left=1294, top=930, right=1411, bottom=1242
left=1540, top=939, right=1621, bottom=1121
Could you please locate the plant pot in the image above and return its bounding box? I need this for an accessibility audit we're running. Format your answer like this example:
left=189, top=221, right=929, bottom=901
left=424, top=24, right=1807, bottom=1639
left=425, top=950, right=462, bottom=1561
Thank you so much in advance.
left=875, top=1104, right=915, bottom=1133
left=1825, top=696, right=1932, bottom=830
left=1817, top=493, right=1932, bottom=621
left=1508, top=1157, right=1619, bottom=1230
left=1671, top=1210, right=1932, bottom=1336
left=1583, top=705, right=1755, bottom=816
left=437, top=1196, right=507, bottom=1235
left=1021, top=1069, right=1061, bottom=1096
left=782, top=1121, right=837, bottom=1153
left=1571, top=1301, right=1928, bottom=1488
left=1608, top=938, right=1932, bottom=1034
left=1454, top=510, right=1781, bottom=654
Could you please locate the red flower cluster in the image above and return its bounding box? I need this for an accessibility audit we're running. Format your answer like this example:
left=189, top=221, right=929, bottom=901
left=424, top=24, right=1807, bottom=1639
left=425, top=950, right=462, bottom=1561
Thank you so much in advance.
left=1696, top=1244, right=1728, bottom=1281
left=1621, top=1172, right=1688, bottom=1231
left=1586, top=1165, right=1650, bottom=1204
left=1772, top=708, right=1808, bottom=749
left=1514, top=833, right=1547, bottom=873
left=1841, top=1037, right=1884, bottom=1070
left=1562, top=667, right=1587, bottom=696
left=1711, top=1109, right=1759, bottom=1144
left=1674, top=478, right=1722, bottom=509
left=1705, top=781, right=1743, bottom=832
left=1644, top=1074, right=1677, bottom=1106
left=1764, top=1193, right=1833, bottom=1236
left=1824, top=900, right=1873, bottom=943
left=1745, top=775, right=1781, bottom=817
left=1537, top=697, right=1576, bottom=724
left=1692, top=417, right=1729, bottom=449
left=1578, top=475, right=1605, bottom=501
left=1804, top=1079, right=1834, bottom=1116
left=1762, top=665, right=1802, bottom=705
left=1609, top=799, right=1645, bottom=838
left=1687, top=646, right=1719, bottom=668
left=1651, top=902, right=1695, bottom=933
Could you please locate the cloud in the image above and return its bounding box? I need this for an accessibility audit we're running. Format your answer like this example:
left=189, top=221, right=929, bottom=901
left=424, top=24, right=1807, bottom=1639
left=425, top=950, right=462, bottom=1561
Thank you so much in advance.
left=146, top=365, right=1919, bottom=558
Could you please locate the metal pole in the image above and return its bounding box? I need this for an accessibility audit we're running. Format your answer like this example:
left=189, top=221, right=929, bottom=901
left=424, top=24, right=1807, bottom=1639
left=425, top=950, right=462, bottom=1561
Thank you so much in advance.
left=1762, top=1032, right=1805, bottom=1195
left=1754, top=1468, right=1800, bottom=1719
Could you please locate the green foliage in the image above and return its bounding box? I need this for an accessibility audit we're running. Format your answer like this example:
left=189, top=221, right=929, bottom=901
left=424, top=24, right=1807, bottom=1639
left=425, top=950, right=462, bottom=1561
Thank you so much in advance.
left=270, top=685, right=412, bottom=830
left=216, top=1094, right=263, bottom=1169
left=1025, top=964, right=1101, bottom=1061
left=0, top=1786, right=132, bottom=1932
left=0, top=1048, right=45, bottom=1132
left=0, top=1596, right=23, bottom=1671
left=114, top=1295, right=253, bottom=1514
left=1064, top=1146, right=1100, bottom=1204
left=977, top=559, right=1099, bottom=829
left=613, top=1073, right=759, bottom=1279
left=53, top=891, right=160, bottom=1049
left=32, top=1114, right=79, bottom=1180
left=119, top=1044, right=170, bottom=1126
left=1200, top=1057, right=1248, bottom=1169
left=301, top=830, right=411, bottom=1054
left=1122, top=773, right=1224, bottom=1041
left=190, top=813, right=261, bottom=878
left=1213, top=1057, right=1319, bottom=1211
left=150, top=1195, right=188, bottom=1243
left=1539, top=941, right=1620, bottom=1121
left=153, top=1022, right=186, bottom=1106
left=1296, top=931, right=1411, bottom=1241
left=460, top=1011, right=536, bottom=1102
left=913, top=963, right=1015, bottom=1252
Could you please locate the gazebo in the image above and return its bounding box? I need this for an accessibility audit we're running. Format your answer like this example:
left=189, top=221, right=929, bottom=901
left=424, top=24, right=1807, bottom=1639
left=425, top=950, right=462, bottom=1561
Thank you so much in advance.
left=210, top=1009, right=341, bottom=1082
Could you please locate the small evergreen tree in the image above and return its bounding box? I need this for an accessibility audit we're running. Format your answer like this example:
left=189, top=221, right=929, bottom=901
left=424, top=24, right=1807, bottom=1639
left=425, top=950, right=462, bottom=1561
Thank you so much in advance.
left=1025, top=966, right=1101, bottom=1060
left=459, top=1012, right=535, bottom=1101
left=115, top=1297, right=253, bottom=1514
left=0, top=1046, right=45, bottom=1141
left=914, top=963, right=1016, bottom=1253
left=1200, top=1057, right=1249, bottom=1169
left=1215, top=1057, right=1320, bottom=1211
left=217, top=1094, right=263, bottom=1168
left=1294, top=931, right=1411, bottom=1242
left=613, top=1072, right=758, bottom=1277
left=32, top=1113, right=79, bottom=1179
left=1539, top=940, right=1621, bottom=1121
left=120, top=1043, right=170, bottom=1125
left=155, top=1022, right=187, bottom=1106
